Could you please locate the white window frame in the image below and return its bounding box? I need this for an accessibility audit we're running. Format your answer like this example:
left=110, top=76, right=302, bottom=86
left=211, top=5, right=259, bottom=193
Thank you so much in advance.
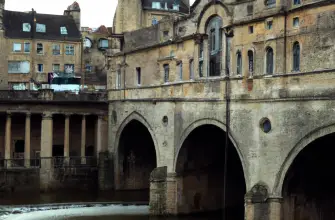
left=65, top=45, right=75, bottom=55
left=24, top=42, right=30, bottom=53
left=8, top=61, right=30, bottom=74
left=52, top=44, right=61, bottom=55
left=36, top=43, right=43, bottom=55
left=116, top=69, right=121, bottom=89
left=52, top=64, right=60, bottom=72
left=13, top=43, right=22, bottom=52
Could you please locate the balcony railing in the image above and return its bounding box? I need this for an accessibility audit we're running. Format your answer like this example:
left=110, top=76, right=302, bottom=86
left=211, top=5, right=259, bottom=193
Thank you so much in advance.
left=0, top=157, right=98, bottom=169
left=0, top=90, right=107, bottom=102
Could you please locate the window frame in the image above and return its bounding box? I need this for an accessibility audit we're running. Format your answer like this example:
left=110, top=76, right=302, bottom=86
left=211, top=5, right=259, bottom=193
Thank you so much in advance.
left=52, top=44, right=61, bottom=55
left=37, top=64, right=44, bottom=73
left=13, top=43, right=22, bottom=52
left=292, top=42, right=300, bottom=72
left=24, top=42, right=30, bottom=53
left=52, top=64, right=60, bottom=72
left=136, top=67, right=141, bottom=85
left=265, top=47, right=274, bottom=75
left=163, top=64, right=169, bottom=83
left=236, top=51, right=242, bottom=76
left=116, top=69, right=122, bottom=89
left=36, top=43, right=43, bottom=55
left=248, top=50, right=254, bottom=77
left=65, top=45, right=75, bottom=55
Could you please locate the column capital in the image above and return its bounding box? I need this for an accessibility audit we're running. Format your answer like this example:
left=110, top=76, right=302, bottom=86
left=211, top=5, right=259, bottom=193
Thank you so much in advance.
left=26, top=112, right=32, bottom=117
left=42, top=112, right=53, bottom=119
left=64, top=113, right=72, bottom=118
left=6, top=111, right=12, bottom=117
left=97, top=114, right=105, bottom=119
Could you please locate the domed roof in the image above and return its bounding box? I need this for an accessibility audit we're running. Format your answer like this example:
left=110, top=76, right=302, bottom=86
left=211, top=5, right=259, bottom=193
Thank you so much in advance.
left=67, top=1, right=80, bottom=11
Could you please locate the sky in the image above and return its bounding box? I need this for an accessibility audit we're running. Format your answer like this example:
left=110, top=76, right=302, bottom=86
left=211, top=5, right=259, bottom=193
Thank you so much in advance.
left=5, top=0, right=196, bottom=28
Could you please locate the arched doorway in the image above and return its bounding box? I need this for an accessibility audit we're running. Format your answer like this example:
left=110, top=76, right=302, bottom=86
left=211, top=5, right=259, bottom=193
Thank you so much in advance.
left=282, top=133, right=335, bottom=219
left=117, top=120, right=157, bottom=191
left=175, top=124, right=246, bottom=218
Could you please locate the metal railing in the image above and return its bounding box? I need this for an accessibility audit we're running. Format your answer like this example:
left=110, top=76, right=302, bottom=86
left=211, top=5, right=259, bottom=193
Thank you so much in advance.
left=0, top=157, right=97, bottom=169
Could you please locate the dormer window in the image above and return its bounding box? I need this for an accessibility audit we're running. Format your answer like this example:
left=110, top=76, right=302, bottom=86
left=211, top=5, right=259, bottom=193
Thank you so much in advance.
left=98, top=39, right=108, bottom=49
left=173, top=4, right=180, bottom=10
left=22, top=23, right=31, bottom=32
left=60, top=26, right=68, bottom=35
left=152, top=2, right=161, bottom=9
left=36, top=23, right=46, bottom=33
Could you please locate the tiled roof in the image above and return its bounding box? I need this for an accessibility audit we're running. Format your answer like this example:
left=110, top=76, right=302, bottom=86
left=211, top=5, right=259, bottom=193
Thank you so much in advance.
left=142, top=0, right=189, bottom=14
left=3, top=10, right=81, bottom=42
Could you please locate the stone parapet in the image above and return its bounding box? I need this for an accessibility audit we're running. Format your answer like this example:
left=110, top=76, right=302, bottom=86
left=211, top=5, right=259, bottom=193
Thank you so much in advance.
left=0, top=89, right=107, bottom=103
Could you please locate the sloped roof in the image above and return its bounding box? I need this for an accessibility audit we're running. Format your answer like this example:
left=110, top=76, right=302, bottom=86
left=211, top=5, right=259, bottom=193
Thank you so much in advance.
left=94, top=25, right=110, bottom=35
left=142, top=0, right=189, bottom=14
left=3, top=10, right=81, bottom=42
left=67, top=1, right=80, bottom=11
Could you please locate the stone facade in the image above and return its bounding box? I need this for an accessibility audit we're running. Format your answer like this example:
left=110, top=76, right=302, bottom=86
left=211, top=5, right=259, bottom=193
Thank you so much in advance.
left=108, top=0, right=335, bottom=219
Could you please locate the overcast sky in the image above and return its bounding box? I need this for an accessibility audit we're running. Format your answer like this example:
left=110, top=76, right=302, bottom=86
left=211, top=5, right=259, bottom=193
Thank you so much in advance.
left=5, top=0, right=196, bottom=28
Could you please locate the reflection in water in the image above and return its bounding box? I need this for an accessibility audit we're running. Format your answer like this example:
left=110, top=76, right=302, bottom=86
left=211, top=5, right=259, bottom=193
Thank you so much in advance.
left=0, top=190, right=149, bottom=205
left=66, top=213, right=222, bottom=220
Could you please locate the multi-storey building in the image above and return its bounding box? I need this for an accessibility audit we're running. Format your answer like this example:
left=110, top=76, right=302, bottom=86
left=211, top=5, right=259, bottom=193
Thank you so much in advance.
left=107, top=0, right=335, bottom=219
left=4, top=3, right=82, bottom=91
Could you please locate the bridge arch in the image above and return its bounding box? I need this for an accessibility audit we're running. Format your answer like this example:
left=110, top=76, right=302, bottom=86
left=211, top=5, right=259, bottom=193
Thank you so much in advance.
left=114, top=111, right=159, bottom=191
left=174, top=118, right=247, bottom=217
left=275, top=123, right=335, bottom=219
left=274, top=123, right=335, bottom=196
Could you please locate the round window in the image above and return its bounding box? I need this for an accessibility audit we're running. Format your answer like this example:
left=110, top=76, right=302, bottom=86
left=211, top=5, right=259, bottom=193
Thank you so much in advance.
left=260, top=118, right=272, bottom=133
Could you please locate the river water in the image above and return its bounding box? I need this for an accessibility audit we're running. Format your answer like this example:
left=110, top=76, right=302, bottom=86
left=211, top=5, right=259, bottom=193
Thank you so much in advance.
left=0, top=190, right=223, bottom=220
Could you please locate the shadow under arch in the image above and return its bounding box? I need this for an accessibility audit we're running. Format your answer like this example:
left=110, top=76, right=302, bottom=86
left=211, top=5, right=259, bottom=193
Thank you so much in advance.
left=173, top=118, right=247, bottom=217
left=114, top=111, right=160, bottom=191
left=114, top=111, right=160, bottom=164
left=273, top=123, right=335, bottom=196
left=174, top=118, right=249, bottom=189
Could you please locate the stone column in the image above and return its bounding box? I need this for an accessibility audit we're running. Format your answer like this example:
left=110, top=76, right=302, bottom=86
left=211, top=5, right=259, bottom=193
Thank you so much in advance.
left=24, top=113, right=31, bottom=168
left=4, top=112, right=11, bottom=168
left=96, top=115, right=103, bottom=158
left=245, top=196, right=283, bottom=220
left=81, top=114, right=86, bottom=164
left=64, top=114, right=70, bottom=159
left=203, top=38, right=209, bottom=77
left=40, top=112, right=54, bottom=192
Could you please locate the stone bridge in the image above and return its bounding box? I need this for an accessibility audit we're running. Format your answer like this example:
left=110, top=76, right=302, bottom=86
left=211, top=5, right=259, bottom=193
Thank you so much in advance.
left=107, top=70, right=335, bottom=219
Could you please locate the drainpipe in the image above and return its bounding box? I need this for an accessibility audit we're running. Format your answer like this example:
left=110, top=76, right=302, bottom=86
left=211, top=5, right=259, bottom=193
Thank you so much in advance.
left=80, top=36, right=84, bottom=91
left=31, top=8, right=36, bottom=90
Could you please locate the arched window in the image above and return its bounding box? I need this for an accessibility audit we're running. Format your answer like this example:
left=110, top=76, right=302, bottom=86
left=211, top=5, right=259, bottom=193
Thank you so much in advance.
left=293, top=42, right=300, bottom=71
left=236, top=51, right=242, bottom=75
left=206, top=16, right=223, bottom=77
left=248, top=50, right=254, bottom=76
left=266, top=47, right=274, bottom=74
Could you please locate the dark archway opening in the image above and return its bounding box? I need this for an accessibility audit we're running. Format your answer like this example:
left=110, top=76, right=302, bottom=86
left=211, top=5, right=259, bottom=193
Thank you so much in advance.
left=118, top=120, right=157, bottom=191
left=176, top=125, right=246, bottom=218
left=86, top=145, right=94, bottom=157
left=283, top=133, right=335, bottom=220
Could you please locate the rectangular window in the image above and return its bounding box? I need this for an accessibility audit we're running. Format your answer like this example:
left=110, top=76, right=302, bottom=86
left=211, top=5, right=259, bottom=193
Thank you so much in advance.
left=52, top=44, right=61, bottom=55
left=266, top=20, right=273, bottom=30
left=136, top=67, right=141, bottom=85
left=13, top=43, right=21, bottom=52
left=22, top=23, right=31, bottom=32
left=52, top=64, right=60, bottom=72
left=293, top=17, right=299, bottom=27
left=65, top=45, right=75, bottom=55
left=266, top=0, right=276, bottom=7
left=99, top=39, right=108, bottom=48
left=8, top=61, right=30, bottom=74
left=36, top=43, right=43, bottom=55
left=60, top=27, right=68, bottom=35
left=36, top=23, right=46, bottom=33
left=116, top=69, right=121, bottom=89
left=85, top=64, right=92, bottom=73
left=163, top=64, right=169, bottom=83
left=248, top=26, right=254, bottom=34
left=199, top=61, right=203, bottom=77
left=152, top=2, right=161, bottom=9
left=189, top=60, right=194, bottom=80
left=24, top=42, right=30, bottom=53
left=37, top=64, right=44, bottom=72
left=64, top=64, right=75, bottom=75
left=177, top=62, right=183, bottom=81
